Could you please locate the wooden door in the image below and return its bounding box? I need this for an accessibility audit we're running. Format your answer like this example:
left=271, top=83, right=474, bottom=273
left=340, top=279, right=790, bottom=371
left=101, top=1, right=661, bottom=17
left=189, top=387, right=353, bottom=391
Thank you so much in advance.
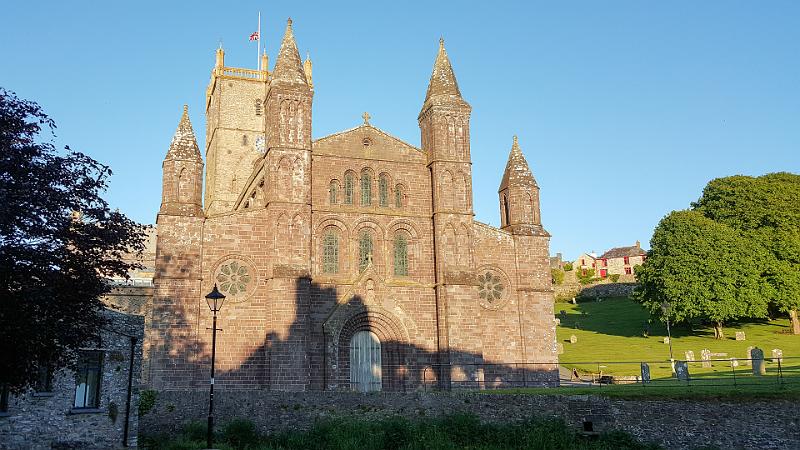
left=350, top=330, right=381, bottom=392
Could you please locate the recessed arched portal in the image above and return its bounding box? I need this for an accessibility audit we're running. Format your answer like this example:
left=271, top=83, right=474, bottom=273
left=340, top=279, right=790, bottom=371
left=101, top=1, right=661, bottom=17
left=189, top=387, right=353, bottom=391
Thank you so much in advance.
left=350, top=330, right=382, bottom=392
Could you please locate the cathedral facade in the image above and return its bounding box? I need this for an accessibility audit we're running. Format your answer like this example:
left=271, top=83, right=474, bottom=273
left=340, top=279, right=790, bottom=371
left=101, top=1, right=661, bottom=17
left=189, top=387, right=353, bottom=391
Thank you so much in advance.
left=148, top=19, right=558, bottom=392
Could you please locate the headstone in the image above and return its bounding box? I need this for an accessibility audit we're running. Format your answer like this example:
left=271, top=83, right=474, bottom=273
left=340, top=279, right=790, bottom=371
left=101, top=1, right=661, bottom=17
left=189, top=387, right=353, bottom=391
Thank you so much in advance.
left=571, top=297, right=576, bottom=304
left=569, top=335, right=578, bottom=344
left=745, top=346, right=754, bottom=366
left=555, top=318, right=561, bottom=326
left=675, top=361, right=690, bottom=381
left=663, top=337, right=670, bottom=344
left=735, top=331, right=746, bottom=341
left=729, top=358, right=739, bottom=368
left=640, top=362, right=651, bottom=383
left=701, top=349, right=712, bottom=368
left=557, top=343, right=564, bottom=355
left=751, top=347, right=766, bottom=376
left=772, top=349, right=783, bottom=364
left=685, top=350, right=695, bottom=362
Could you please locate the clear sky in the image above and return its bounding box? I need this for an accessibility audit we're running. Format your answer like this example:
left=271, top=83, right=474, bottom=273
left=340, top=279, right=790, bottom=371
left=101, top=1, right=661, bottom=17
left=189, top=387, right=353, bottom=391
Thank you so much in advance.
left=2, top=1, right=798, bottom=260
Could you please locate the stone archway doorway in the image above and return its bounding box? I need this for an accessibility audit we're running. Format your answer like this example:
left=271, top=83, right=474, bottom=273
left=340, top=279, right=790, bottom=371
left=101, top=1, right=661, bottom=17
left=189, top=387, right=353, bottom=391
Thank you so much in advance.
left=350, top=330, right=382, bottom=392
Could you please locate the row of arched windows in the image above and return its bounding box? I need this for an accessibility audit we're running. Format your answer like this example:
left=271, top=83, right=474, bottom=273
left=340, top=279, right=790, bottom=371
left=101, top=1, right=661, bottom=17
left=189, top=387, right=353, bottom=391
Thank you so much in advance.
left=329, top=170, right=405, bottom=208
left=320, top=229, right=410, bottom=277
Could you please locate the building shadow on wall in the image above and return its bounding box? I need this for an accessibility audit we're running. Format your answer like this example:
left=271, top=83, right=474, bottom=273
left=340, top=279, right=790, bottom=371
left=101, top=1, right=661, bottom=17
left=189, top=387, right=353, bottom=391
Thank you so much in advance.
left=152, top=278, right=558, bottom=392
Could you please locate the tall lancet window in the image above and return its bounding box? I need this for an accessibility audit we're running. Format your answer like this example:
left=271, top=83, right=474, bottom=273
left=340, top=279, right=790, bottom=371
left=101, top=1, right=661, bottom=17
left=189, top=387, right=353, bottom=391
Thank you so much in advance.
left=394, top=233, right=408, bottom=276
left=503, top=194, right=510, bottom=226
left=378, top=174, right=389, bottom=207
left=360, top=170, right=372, bottom=206
left=322, top=231, right=339, bottom=274
left=344, top=173, right=355, bottom=205
left=329, top=181, right=339, bottom=205
left=358, top=230, right=373, bottom=272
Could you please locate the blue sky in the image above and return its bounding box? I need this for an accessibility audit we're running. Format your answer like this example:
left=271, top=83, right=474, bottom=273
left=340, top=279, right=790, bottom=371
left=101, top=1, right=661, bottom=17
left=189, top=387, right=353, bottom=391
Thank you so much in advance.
left=2, top=1, right=798, bottom=259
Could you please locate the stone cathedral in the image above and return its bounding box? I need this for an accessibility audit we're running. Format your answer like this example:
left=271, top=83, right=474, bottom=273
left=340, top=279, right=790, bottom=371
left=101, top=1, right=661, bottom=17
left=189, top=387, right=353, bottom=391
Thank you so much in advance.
left=148, top=19, right=558, bottom=392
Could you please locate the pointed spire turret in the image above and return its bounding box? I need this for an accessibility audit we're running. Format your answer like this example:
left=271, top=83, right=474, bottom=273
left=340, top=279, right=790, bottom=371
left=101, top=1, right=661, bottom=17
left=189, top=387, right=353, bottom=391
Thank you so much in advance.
left=271, top=18, right=308, bottom=86
left=166, top=105, right=202, bottom=161
left=421, top=38, right=466, bottom=110
left=499, top=136, right=536, bottom=191
left=303, top=52, right=313, bottom=87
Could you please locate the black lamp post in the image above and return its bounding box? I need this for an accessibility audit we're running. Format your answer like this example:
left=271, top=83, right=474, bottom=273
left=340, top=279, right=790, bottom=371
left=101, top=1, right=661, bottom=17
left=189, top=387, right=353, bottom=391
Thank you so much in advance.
left=661, top=301, right=674, bottom=373
left=205, top=284, right=225, bottom=449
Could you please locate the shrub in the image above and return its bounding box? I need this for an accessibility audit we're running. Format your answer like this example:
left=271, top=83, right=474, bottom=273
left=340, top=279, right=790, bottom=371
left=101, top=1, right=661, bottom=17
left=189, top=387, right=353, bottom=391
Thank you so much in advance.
left=181, top=420, right=207, bottom=442
left=223, top=418, right=260, bottom=449
left=563, top=262, right=573, bottom=271
left=610, top=274, right=621, bottom=283
left=551, top=268, right=565, bottom=285
left=138, top=390, right=157, bottom=416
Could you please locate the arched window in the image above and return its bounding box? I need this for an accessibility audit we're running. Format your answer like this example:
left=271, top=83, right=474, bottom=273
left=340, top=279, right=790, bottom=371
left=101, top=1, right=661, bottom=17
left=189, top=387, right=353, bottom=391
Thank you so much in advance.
left=395, top=185, right=403, bottom=208
left=358, top=230, right=373, bottom=272
left=360, top=170, right=372, bottom=206
left=394, top=233, right=408, bottom=276
left=503, top=194, right=510, bottom=226
left=329, top=181, right=339, bottom=205
left=322, top=231, right=339, bottom=274
left=344, top=173, right=355, bottom=205
left=379, top=174, right=389, bottom=207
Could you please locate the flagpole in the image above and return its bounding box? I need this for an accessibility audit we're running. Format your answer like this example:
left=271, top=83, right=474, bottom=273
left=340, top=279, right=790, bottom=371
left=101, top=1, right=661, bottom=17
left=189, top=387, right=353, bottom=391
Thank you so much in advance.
left=257, top=11, right=261, bottom=70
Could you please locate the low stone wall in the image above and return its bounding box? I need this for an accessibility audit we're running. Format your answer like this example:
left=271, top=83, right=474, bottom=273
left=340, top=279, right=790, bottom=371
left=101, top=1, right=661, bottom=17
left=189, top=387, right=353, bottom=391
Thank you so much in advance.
left=141, top=390, right=799, bottom=450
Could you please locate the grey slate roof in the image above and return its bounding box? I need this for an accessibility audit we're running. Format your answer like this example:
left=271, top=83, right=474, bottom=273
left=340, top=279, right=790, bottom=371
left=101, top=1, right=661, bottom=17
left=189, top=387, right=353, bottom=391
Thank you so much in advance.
left=600, top=245, right=646, bottom=259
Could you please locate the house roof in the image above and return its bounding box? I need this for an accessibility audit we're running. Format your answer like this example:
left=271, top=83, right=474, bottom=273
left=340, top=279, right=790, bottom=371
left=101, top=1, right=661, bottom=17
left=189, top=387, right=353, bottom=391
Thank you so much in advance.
left=600, top=245, right=646, bottom=259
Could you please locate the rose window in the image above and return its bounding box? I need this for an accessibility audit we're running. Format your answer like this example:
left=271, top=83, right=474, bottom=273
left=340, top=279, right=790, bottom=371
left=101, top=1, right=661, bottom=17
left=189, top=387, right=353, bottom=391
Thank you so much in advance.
left=478, top=271, right=504, bottom=303
left=216, top=260, right=251, bottom=296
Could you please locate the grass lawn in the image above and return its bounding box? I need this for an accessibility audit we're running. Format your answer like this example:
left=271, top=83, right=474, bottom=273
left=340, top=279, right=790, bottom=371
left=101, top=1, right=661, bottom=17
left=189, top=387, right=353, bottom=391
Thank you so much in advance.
left=555, top=297, right=800, bottom=380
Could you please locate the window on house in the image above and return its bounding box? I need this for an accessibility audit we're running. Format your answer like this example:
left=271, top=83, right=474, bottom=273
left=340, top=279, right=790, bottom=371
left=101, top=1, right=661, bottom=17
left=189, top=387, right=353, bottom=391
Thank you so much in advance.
left=359, top=230, right=373, bottom=272
left=74, top=351, right=103, bottom=409
left=624, top=256, right=630, bottom=265
left=34, top=363, right=53, bottom=393
left=329, top=181, right=339, bottom=205
left=625, top=267, right=632, bottom=275
left=344, top=173, right=354, bottom=205
left=0, top=384, right=9, bottom=414
left=322, top=231, right=339, bottom=274
left=394, top=234, right=408, bottom=276
left=395, top=185, right=403, bottom=208
left=580, top=259, right=585, bottom=266
left=360, top=171, right=372, bottom=206
left=379, top=174, right=389, bottom=207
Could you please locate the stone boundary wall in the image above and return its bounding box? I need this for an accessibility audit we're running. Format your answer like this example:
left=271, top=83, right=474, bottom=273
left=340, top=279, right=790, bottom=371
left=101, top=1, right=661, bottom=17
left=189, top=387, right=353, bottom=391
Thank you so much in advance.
left=553, top=282, right=638, bottom=300
left=141, top=390, right=799, bottom=450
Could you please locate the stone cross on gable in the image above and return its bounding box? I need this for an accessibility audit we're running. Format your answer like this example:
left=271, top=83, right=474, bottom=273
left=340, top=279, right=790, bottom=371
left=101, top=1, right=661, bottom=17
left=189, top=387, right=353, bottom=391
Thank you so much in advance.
left=362, top=111, right=371, bottom=125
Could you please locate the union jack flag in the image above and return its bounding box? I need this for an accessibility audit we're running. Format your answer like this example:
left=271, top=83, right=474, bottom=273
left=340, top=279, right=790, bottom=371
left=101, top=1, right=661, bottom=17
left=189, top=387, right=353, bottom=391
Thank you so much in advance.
left=249, top=31, right=259, bottom=41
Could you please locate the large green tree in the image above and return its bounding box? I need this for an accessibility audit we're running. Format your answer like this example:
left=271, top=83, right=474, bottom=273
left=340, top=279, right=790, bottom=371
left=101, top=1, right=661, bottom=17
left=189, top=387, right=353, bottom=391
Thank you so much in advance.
left=634, top=210, right=770, bottom=339
left=693, top=173, right=800, bottom=334
left=0, top=88, right=147, bottom=392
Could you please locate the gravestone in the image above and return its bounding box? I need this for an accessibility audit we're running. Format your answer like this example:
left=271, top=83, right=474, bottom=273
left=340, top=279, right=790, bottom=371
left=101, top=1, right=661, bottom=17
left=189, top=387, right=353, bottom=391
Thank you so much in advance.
left=729, top=358, right=739, bottom=368
left=571, top=297, right=576, bottom=304
left=751, top=347, right=766, bottom=376
left=663, top=337, right=670, bottom=344
left=745, top=346, right=754, bottom=366
left=675, top=361, right=690, bottom=381
left=555, top=318, right=561, bottom=326
left=640, top=362, right=651, bottom=383
left=685, top=350, right=695, bottom=362
left=556, top=343, right=564, bottom=355
left=772, top=349, right=783, bottom=364
left=735, top=331, right=746, bottom=341
left=569, top=335, right=578, bottom=344
left=701, top=349, right=712, bottom=368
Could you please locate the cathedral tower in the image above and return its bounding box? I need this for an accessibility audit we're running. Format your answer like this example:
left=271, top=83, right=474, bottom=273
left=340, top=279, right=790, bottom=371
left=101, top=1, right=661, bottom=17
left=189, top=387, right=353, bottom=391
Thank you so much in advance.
left=204, top=45, right=269, bottom=215
left=418, top=39, right=482, bottom=372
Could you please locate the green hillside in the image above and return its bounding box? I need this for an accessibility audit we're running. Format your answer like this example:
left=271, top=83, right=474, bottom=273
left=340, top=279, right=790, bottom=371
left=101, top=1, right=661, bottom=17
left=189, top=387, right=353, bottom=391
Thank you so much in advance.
left=555, top=297, right=800, bottom=380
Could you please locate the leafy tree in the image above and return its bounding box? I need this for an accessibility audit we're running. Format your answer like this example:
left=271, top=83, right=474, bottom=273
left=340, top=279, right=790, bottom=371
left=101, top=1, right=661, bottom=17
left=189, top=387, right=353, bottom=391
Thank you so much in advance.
left=0, top=88, right=147, bottom=392
left=563, top=262, right=573, bottom=271
left=693, top=173, right=800, bottom=334
left=551, top=268, right=565, bottom=285
left=634, top=210, right=770, bottom=339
